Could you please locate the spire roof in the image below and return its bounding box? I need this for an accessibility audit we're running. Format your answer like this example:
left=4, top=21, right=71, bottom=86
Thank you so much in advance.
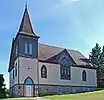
left=18, top=6, right=35, bottom=36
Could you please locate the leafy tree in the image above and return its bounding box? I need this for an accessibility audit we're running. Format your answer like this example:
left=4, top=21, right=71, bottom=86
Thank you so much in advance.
left=0, top=74, right=7, bottom=98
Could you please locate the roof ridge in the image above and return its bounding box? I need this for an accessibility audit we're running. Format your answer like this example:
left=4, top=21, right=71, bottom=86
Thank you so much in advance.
left=39, top=43, right=79, bottom=52
left=39, top=43, right=63, bottom=49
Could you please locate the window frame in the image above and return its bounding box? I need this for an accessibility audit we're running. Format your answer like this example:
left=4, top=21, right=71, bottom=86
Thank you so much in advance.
left=25, top=42, right=28, bottom=54
left=82, top=70, right=87, bottom=81
left=24, top=77, right=34, bottom=85
left=15, top=63, right=17, bottom=77
left=29, top=43, right=32, bottom=55
left=60, top=57, right=71, bottom=80
left=41, top=65, right=47, bottom=78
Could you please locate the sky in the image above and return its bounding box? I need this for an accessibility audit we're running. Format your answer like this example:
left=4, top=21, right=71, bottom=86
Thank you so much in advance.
left=0, top=0, right=104, bottom=88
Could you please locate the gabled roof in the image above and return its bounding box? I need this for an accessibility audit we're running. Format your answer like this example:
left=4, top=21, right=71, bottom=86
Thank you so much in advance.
left=66, top=50, right=89, bottom=65
left=18, top=7, right=36, bottom=36
left=38, top=43, right=90, bottom=66
left=38, top=43, right=64, bottom=61
left=8, top=43, right=94, bottom=72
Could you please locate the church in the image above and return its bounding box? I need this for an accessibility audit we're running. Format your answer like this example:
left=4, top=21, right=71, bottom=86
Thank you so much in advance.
left=8, top=6, right=97, bottom=97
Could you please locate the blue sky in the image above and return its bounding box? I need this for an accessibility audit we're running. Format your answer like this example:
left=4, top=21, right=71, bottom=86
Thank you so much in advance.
left=0, top=0, right=104, bottom=88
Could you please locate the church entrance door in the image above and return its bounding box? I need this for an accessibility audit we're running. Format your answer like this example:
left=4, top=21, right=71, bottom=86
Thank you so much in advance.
left=24, top=77, right=34, bottom=97
left=24, top=85, right=33, bottom=97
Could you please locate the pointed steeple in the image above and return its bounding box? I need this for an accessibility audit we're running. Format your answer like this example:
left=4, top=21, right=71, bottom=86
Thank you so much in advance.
left=18, top=4, right=35, bottom=36
left=25, top=0, right=27, bottom=9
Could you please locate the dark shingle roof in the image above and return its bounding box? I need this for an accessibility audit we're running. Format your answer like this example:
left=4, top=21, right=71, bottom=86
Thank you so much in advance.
left=38, top=43, right=64, bottom=60
left=38, top=43, right=89, bottom=65
left=18, top=7, right=36, bottom=36
left=67, top=50, right=88, bottom=65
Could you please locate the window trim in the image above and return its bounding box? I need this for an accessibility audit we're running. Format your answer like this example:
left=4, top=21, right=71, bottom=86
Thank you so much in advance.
left=41, top=65, right=47, bottom=78
left=60, top=57, right=71, bottom=80
left=15, top=63, right=17, bottom=77
left=25, top=42, right=28, bottom=54
left=82, top=70, right=87, bottom=81
left=29, top=43, right=32, bottom=55
left=24, top=77, right=34, bottom=85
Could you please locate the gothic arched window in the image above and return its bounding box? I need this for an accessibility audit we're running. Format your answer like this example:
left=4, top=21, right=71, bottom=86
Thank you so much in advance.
left=60, top=57, right=71, bottom=80
left=24, top=77, right=34, bottom=85
left=25, top=43, right=28, bottom=54
left=15, top=63, right=17, bottom=77
left=29, top=43, right=32, bottom=54
left=82, top=70, right=87, bottom=81
left=41, top=65, right=47, bottom=78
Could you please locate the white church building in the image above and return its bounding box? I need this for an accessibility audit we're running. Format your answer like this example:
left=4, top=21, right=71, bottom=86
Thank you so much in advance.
left=8, top=6, right=97, bottom=97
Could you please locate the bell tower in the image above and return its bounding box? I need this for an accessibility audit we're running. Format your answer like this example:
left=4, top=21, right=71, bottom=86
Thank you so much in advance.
left=17, top=4, right=39, bottom=59
left=8, top=5, right=39, bottom=97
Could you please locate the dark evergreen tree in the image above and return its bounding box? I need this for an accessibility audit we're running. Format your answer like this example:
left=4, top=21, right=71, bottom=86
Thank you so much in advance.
left=89, top=43, right=104, bottom=88
left=0, top=74, right=7, bottom=98
left=89, top=43, right=101, bottom=68
left=99, top=46, right=104, bottom=87
left=100, top=46, right=104, bottom=68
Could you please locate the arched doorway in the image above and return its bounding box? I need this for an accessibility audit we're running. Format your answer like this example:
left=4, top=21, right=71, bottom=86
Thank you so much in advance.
left=24, top=77, right=34, bottom=97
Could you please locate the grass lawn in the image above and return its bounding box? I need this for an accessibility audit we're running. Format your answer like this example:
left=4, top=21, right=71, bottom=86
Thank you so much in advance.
left=44, top=90, right=104, bottom=100
left=4, top=90, right=104, bottom=100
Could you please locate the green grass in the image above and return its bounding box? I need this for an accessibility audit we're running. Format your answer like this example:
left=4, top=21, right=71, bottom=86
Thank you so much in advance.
left=44, top=90, right=104, bottom=100
left=4, top=90, right=104, bottom=100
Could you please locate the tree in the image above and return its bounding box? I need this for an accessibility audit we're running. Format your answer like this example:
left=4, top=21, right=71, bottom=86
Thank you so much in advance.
left=0, top=74, right=7, bottom=98
left=89, top=43, right=101, bottom=68
left=100, top=46, right=104, bottom=68
left=89, top=43, right=104, bottom=88
left=99, top=46, right=104, bottom=87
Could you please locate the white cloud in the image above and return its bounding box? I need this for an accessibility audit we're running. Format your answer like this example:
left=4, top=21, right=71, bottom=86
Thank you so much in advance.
left=55, top=0, right=79, bottom=7
left=61, top=0, right=79, bottom=4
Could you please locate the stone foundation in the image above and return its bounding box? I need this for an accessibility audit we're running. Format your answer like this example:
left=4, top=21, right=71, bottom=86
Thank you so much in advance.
left=39, top=85, right=96, bottom=96
left=10, top=84, right=96, bottom=97
left=10, top=84, right=24, bottom=97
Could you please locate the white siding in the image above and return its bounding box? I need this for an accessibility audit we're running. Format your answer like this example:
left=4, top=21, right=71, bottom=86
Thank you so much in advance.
left=19, top=57, right=38, bottom=84
left=9, top=70, right=13, bottom=87
left=9, top=58, right=19, bottom=88
left=14, top=58, right=18, bottom=85
left=39, top=62, right=97, bottom=87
